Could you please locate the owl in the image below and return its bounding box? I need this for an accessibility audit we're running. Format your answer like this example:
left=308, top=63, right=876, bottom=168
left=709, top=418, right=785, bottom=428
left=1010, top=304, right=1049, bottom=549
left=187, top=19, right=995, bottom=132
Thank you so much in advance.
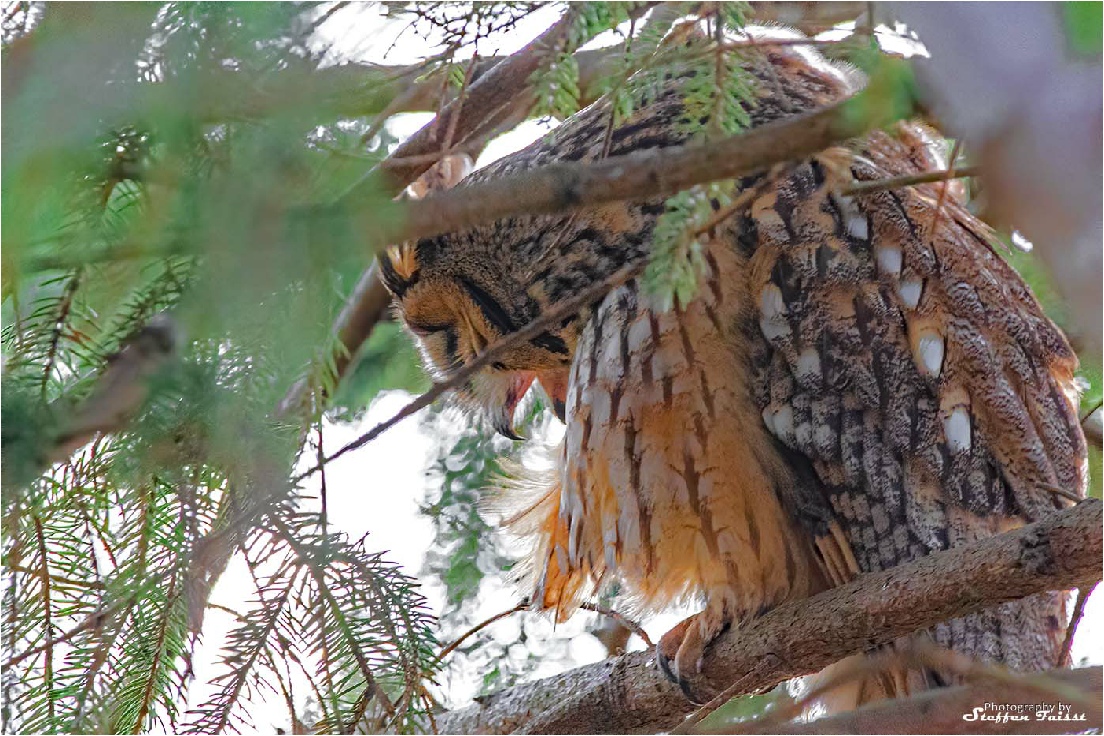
left=382, top=27, right=1087, bottom=704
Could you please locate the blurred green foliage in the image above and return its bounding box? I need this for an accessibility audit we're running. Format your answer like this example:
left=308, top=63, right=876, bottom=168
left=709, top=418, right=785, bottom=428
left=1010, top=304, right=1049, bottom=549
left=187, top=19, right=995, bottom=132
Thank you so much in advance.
left=1063, top=1, right=1104, bottom=55
left=2, top=3, right=437, bottom=732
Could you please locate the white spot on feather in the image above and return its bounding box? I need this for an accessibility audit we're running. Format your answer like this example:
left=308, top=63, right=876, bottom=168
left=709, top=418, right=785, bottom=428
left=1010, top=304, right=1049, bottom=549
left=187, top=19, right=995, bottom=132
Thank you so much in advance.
left=760, top=283, right=786, bottom=319
left=915, top=329, right=945, bottom=378
left=761, top=407, right=776, bottom=434
left=876, top=244, right=902, bottom=277
left=796, top=347, right=822, bottom=383
left=899, top=278, right=924, bottom=308
left=944, top=406, right=972, bottom=453
left=772, top=404, right=795, bottom=443
left=759, top=284, right=791, bottom=341
left=847, top=213, right=869, bottom=240
left=832, top=192, right=869, bottom=240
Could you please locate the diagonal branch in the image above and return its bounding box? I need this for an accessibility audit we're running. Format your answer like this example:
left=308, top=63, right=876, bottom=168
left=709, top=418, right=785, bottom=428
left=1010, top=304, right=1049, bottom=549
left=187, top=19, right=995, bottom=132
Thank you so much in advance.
left=295, top=175, right=775, bottom=478
left=437, top=499, right=1102, bottom=734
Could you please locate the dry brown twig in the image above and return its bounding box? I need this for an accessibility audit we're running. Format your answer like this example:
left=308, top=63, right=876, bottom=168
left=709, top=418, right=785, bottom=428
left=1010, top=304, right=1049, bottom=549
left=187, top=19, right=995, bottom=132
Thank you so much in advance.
left=434, top=602, right=529, bottom=665
left=842, top=165, right=982, bottom=195
left=1058, top=584, right=1095, bottom=668
left=579, top=602, right=654, bottom=648
left=294, top=174, right=780, bottom=480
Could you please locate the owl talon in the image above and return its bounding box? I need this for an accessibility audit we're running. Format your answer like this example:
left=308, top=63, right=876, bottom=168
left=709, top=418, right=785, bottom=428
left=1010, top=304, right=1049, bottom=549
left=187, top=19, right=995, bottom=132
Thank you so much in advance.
left=656, top=613, right=725, bottom=705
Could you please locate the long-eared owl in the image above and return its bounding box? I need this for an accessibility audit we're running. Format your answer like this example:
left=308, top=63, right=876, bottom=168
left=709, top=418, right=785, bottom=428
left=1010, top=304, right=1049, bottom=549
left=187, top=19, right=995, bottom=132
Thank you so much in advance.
left=381, top=25, right=1087, bottom=702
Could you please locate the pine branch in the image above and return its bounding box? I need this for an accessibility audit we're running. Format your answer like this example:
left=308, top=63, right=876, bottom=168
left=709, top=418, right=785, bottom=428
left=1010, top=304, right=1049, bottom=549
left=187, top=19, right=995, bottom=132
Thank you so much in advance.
left=437, top=499, right=1102, bottom=734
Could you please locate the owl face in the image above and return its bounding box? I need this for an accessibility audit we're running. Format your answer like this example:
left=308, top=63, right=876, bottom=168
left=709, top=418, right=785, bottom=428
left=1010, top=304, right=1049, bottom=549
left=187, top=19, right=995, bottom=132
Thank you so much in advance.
left=381, top=240, right=572, bottom=438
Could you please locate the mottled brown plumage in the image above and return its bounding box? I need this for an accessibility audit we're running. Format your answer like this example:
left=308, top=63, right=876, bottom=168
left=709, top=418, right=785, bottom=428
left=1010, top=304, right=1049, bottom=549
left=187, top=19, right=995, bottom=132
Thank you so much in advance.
left=383, top=26, right=1086, bottom=704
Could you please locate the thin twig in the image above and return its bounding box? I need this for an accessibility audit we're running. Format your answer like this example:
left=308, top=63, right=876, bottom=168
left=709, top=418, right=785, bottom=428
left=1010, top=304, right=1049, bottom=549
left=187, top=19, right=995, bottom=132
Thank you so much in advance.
left=1081, top=403, right=1102, bottom=450
left=924, top=138, right=962, bottom=241
left=1059, top=583, right=1095, bottom=667
left=442, top=53, right=480, bottom=155
left=435, top=602, right=529, bottom=664
left=670, top=657, right=780, bottom=734
left=293, top=259, right=646, bottom=480
left=379, top=130, right=497, bottom=169
left=693, top=172, right=786, bottom=238
left=843, top=164, right=982, bottom=195
left=578, top=602, right=654, bottom=648
left=32, top=516, right=56, bottom=723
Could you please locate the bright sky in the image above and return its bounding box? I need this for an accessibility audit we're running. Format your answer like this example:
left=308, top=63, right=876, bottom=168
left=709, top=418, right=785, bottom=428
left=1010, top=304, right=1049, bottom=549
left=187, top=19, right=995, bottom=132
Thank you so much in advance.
left=184, top=5, right=1101, bottom=731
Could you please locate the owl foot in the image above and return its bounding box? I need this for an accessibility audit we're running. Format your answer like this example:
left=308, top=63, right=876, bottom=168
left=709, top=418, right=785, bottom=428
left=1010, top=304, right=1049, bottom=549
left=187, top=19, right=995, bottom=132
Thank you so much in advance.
left=656, top=612, right=729, bottom=704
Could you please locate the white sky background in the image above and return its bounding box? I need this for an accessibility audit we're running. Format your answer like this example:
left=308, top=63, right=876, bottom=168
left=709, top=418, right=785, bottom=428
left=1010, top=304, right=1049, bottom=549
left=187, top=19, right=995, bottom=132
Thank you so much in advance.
left=183, top=5, right=1102, bottom=732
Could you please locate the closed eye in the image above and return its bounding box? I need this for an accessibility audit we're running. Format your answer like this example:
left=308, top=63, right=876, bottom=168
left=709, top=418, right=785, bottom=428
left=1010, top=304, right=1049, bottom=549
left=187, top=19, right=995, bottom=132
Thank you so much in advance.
left=407, top=321, right=450, bottom=337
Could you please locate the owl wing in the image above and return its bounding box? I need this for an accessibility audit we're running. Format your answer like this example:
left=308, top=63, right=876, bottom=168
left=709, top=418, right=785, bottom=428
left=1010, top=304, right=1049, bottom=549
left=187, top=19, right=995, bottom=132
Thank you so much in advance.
left=748, top=124, right=1087, bottom=668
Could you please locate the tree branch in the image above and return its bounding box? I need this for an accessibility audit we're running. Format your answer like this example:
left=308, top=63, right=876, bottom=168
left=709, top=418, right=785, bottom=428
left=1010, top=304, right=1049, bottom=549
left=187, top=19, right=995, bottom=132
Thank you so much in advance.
left=729, top=666, right=1102, bottom=735
left=437, top=499, right=1102, bottom=734
left=371, top=89, right=895, bottom=254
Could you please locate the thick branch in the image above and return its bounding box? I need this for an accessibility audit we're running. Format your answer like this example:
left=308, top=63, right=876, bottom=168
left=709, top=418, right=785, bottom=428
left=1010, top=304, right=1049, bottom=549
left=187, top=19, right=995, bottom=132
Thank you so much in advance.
left=368, top=89, right=892, bottom=253
left=733, top=666, right=1102, bottom=735
left=438, top=499, right=1102, bottom=734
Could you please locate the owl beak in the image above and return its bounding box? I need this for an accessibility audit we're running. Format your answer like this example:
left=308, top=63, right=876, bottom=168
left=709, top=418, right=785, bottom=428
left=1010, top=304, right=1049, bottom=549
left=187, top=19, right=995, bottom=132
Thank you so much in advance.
left=492, top=373, right=536, bottom=440
left=492, top=369, right=570, bottom=439
left=536, top=371, right=569, bottom=423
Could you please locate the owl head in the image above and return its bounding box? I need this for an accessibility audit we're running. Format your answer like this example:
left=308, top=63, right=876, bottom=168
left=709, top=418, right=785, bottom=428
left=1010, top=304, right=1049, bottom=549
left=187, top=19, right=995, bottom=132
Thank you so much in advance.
left=380, top=233, right=576, bottom=439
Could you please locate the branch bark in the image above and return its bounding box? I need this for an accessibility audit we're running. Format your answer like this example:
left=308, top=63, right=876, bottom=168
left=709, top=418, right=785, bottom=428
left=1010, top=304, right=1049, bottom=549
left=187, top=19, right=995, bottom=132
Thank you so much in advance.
left=729, top=666, right=1102, bottom=735
left=383, top=91, right=891, bottom=249
left=437, top=499, right=1102, bottom=734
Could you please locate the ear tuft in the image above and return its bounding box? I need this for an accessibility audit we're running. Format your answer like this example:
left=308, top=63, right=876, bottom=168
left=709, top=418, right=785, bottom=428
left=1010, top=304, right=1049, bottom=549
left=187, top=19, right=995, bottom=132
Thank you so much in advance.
left=380, top=243, right=420, bottom=298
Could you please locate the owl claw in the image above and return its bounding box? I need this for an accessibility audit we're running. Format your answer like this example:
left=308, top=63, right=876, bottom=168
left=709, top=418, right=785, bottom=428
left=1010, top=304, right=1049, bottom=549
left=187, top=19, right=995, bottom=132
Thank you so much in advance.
left=656, top=614, right=722, bottom=705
